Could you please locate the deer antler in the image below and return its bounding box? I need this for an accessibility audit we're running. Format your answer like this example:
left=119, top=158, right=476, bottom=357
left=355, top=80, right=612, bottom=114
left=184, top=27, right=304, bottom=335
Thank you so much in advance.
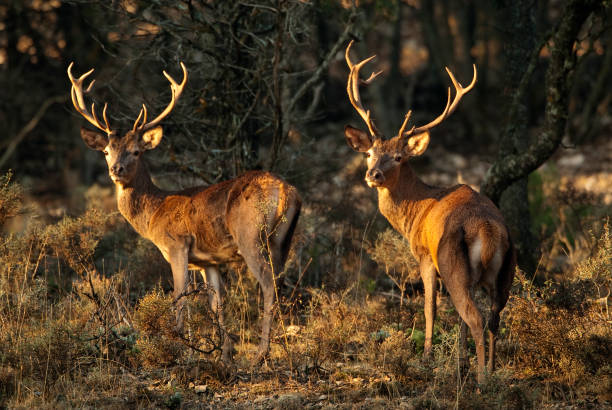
left=402, top=64, right=477, bottom=137
left=133, top=62, right=188, bottom=132
left=67, top=62, right=113, bottom=135
left=345, top=40, right=383, bottom=139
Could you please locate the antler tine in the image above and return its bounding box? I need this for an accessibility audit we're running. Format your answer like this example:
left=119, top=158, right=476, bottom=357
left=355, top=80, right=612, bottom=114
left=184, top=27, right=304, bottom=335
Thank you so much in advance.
left=132, top=104, right=147, bottom=132
left=408, top=87, right=452, bottom=136
left=445, top=64, right=477, bottom=116
left=345, top=41, right=383, bottom=138
left=101, top=103, right=111, bottom=131
left=137, top=62, right=188, bottom=132
left=405, top=65, right=477, bottom=137
left=67, top=62, right=114, bottom=135
left=397, top=110, right=414, bottom=138
left=345, top=39, right=357, bottom=70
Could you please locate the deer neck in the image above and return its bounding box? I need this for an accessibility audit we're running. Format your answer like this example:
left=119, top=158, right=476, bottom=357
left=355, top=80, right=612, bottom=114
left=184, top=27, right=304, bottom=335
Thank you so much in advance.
left=376, top=163, right=442, bottom=239
left=115, top=161, right=166, bottom=239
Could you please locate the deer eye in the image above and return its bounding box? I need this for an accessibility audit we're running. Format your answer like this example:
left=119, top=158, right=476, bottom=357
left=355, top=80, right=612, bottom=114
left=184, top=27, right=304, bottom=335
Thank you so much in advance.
left=394, top=154, right=402, bottom=162
left=366, top=152, right=371, bottom=158
left=133, top=150, right=140, bottom=156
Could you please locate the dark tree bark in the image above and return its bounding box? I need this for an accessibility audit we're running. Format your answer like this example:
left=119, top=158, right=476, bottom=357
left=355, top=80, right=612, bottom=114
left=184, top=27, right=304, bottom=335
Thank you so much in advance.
left=419, top=0, right=452, bottom=74
left=491, top=0, right=539, bottom=273
left=378, top=0, right=404, bottom=134
left=482, top=0, right=605, bottom=272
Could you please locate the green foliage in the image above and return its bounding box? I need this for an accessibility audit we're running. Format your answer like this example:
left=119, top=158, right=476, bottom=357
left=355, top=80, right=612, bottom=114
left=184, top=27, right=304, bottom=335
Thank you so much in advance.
left=528, top=169, right=556, bottom=237
left=164, top=391, right=182, bottom=409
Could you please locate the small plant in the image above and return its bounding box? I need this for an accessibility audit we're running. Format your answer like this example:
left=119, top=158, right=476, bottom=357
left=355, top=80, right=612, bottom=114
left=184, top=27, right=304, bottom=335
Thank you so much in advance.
left=368, top=229, right=418, bottom=305
left=163, top=391, right=182, bottom=409
left=133, top=289, right=183, bottom=368
left=0, top=171, right=22, bottom=226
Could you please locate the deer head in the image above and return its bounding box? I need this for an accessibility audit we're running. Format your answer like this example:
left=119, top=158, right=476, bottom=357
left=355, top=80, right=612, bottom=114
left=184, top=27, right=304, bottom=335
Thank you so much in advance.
left=67, top=62, right=188, bottom=186
left=343, top=41, right=476, bottom=189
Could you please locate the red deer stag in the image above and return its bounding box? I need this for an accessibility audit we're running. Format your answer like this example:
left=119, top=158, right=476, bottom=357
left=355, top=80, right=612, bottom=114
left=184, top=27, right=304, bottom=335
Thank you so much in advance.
left=343, top=41, right=515, bottom=383
left=67, top=62, right=301, bottom=363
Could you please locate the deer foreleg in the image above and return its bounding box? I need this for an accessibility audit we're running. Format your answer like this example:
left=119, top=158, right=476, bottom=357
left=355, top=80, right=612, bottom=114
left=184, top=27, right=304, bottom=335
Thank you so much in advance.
left=169, top=246, right=189, bottom=334
left=420, top=259, right=438, bottom=359
left=203, top=267, right=234, bottom=362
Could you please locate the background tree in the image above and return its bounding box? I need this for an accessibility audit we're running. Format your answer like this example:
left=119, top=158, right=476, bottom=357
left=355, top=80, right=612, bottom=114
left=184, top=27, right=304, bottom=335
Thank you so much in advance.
left=482, top=0, right=608, bottom=272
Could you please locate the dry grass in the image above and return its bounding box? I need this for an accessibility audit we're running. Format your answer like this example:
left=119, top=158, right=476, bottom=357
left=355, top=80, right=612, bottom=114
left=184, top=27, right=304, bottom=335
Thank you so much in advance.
left=1, top=170, right=610, bottom=408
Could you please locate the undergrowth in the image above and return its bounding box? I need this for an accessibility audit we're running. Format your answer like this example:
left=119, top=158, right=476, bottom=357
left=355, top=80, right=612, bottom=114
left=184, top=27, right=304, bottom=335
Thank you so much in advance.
left=0, top=171, right=610, bottom=408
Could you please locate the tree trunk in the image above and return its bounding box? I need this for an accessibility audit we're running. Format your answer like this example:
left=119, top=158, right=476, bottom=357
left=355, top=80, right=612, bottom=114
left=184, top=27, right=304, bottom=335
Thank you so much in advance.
left=495, top=0, right=539, bottom=273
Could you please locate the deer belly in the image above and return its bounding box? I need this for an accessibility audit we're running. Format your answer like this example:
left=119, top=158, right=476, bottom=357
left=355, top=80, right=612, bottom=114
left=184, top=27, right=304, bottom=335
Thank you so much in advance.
left=188, top=245, right=241, bottom=265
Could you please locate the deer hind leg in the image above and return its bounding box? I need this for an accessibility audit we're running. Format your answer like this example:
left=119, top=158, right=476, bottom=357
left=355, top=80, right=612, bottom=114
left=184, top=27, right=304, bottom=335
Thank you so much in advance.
left=231, top=227, right=277, bottom=363
left=257, top=197, right=301, bottom=362
left=439, top=243, right=487, bottom=384
left=486, top=245, right=516, bottom=373
left=448, top=284, right=486, bottom=384
left=420, top=258, right=438, bottom=359
left=459, top=320, right=469, bottom=370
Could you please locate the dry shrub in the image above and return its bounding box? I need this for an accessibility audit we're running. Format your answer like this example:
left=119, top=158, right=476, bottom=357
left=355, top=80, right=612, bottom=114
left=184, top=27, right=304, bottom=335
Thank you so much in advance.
left=532, top=173, right=609, bottom=274
left=133, top=289, right=182, bottom=368
left=508, top=288, right=604, bottom=384
left=368, top=229, right=418, bottom=279
left=0, top=171, right=22, bottom=225
left=367, top=229, right=419, bottom=302
left=43, top=208, right=109, bottom=275
left=506, top=225, right=611, bottom=393
left=18, top=320, right=94, bottom=381
left=135, top=336, right=182, bottom=369
left=294, top=290, right=384, bottom=367
left=574, top=220, right=612, bottom=283
left=376, top=328, right=418, bottom=377
left=0, top=365, right=16, bottom=398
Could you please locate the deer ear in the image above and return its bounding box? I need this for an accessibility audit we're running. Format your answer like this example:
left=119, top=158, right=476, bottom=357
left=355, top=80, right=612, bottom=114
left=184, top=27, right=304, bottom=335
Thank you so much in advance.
left=141, top=126, right=163, bottom=150
left=404, top=131, right=430, bottom=156
left=80, top=127, right=108, bottom=151
left=344, top=125, right=373, bottom=152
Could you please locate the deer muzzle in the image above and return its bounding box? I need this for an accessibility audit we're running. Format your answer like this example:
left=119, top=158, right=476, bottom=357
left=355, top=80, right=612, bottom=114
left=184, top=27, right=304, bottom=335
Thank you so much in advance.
left=365, top=168, right=384, bottom=187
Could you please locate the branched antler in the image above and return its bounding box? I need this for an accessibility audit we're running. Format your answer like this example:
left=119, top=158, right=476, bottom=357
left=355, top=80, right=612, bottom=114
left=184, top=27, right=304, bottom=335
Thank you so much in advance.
left=345, top=40, right=383, bottom=139
left=402, top=65, right=477, bottom=137
left=132, top=62, right=188, bottom=132
left=67, top=62, right=114, bottom=135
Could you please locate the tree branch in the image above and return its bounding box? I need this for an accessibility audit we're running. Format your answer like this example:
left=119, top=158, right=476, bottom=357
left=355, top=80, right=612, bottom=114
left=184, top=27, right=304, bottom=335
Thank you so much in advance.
left=0, top=95, right=67, bottom=169
left=284, top=7, right=357, bottom=122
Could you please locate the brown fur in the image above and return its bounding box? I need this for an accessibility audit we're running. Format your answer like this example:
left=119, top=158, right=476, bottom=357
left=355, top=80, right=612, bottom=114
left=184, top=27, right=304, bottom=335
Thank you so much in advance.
left=345, top=125, right=515, bottom=384
left=81, top=127, right=301, bottom=363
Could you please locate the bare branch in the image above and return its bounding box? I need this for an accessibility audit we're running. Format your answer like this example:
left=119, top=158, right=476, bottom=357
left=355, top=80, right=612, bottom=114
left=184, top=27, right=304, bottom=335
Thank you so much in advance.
left=0, top=95, right=67, bottom=169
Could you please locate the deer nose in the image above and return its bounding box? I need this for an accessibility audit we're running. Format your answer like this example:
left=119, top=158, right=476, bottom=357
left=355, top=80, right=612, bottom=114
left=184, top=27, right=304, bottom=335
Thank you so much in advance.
left=366, top=168, right=384, bottom=183
left=111, top=164, right=124, bottom=176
